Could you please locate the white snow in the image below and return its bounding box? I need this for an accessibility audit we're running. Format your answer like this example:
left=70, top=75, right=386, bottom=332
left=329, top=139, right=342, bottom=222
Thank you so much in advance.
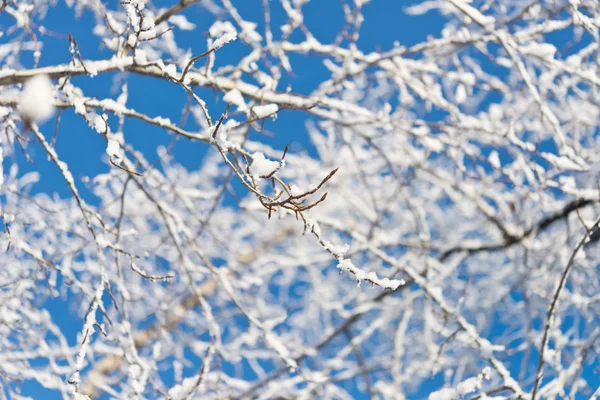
left=239, top=21, right=262, bottom=44
left=18, top=74, right=55, bottom=124
left=96, top=234, right=112, bottom=249
left=209, top=20, right=237, bottom=38
left=289, top=184, right=304, bottom=196
left=447, top=0, right=495, bottom=27
left=167, top=375, right=199, bottom=400
left=265, top=331, right=298, bottom=370
left=520, top=42, right=557, bottom=60
left=106, top=139, right=123, bottom=162
left=163, top=63, right=177, bottom=78
left=168, top=15, right=196, bottom=31
left=254, top=70, right=276, bottom=89
left=543, top=152, right=588, bottom=171
left=429, top=368, right=488, bottom=400
left=249, top=152, right=282, bottom=178
left=421, top=136, right=444, bottom=152
left=323, top=241, right=350, bottom=258
left=211, top=32, right=237, bottom=50
left=92, top=114, right=108, bottom=133
left=488, top=150, right=501, bottom=169
left=456, top=377, right=480, bottom=395
left=455, top=83, right=467, bottom=104
left=252, top=104, right=278, bottom=119
left=428, top=387, right=457, bottom=400
left=337, top=259, right=404, bottom=290
left=481, top=366, right=492, bottom=380
left=134, top=48, right=148, bottom=65
left=223, top=89, right=248, bottom=112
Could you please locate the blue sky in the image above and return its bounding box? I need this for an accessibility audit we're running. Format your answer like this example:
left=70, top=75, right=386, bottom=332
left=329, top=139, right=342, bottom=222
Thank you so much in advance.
left=6, top=0, right=447, bottom=199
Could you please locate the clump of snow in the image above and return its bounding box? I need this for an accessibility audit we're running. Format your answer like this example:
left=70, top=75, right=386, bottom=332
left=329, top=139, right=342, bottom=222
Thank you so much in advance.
left=254, top=70, right=276, bottom=89
left=167, top=375, right=200, bottom=400
left=428, top=367, right=491, bottom=400
left=106, top=140, right=120, bottom=157
left=455, top=84, right=467, bottom=103
left=153, top=116, right=172, bottom=126
left=337, top=259, right=404, bottom=290
left=239, top=20, right=263, bottom=44
left=106, top=139, right=124, bottom=163
left=543, top=152, right=588, bottom=171
left=252, top=104, right=278, bottom=119
left=18, top=74, right=55, bottom=124
left=209, top=20, right=236, bottom=38
left=212, top=119, right=244, bottom=149
left=211, top=32, right=237, bottom=50
left=456, top=377, right=480, bottom=396
left=223, top=89, right=247, bottom=112
left=421, top=136, right=444, bottom=152
left=481, top=366, right=492, bottom=380
left=249, top=152, right=282, bottom=179
left=323, top=241, right=350, bottom=258
left=208, top=20, right=238, bottom=50
left=289, top=184, right=304, bottom=196
left=134, top=48, right=148, bottom=65
left=428, top=387, right=457, bottom=400
left=306, top=371, right=328, bottom=383
left=163, top=63, right=177, bottom=78
left=265, top=331, right=298, bottom=370
left=520, top=42, right=557, bottom=60
left=92, top=114, right=108, bottom=133
left=168, top=15, right=196, bottom=30
left=488, top=150, right=501, bottom=169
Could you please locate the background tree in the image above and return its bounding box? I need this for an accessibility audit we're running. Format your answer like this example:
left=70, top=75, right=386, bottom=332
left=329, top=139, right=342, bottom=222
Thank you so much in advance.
left=1, top=0, right=600, bottom=399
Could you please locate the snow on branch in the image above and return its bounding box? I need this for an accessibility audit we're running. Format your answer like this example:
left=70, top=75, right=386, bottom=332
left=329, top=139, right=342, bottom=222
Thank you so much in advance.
left=2, top=1, right=600, bottom=399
